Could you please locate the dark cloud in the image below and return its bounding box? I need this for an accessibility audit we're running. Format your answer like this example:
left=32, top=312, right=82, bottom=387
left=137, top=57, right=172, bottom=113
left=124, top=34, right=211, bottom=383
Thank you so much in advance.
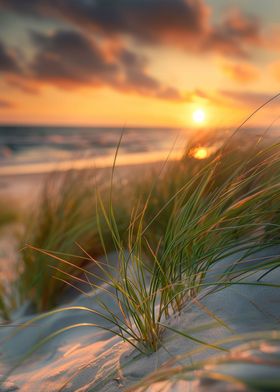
left=0, top=1, right=268, bottom=103
left=30, top=30, right=118, bottom=85
left=0, top=0, right=207, bottom=41
left=204, top=9, right=261, bottom=57
left=0, top=0, right=264, bottom=57
left=117, top=48, right=160, bottom=93
left=220, top=8, right=260, bottom=43
left=0, top=0, right=38, bottom=13
left=0, top=40, right=20, bottom=73
left=25, top=29, right=183, bottom=100
left=52, top=0, right=208, bottom=47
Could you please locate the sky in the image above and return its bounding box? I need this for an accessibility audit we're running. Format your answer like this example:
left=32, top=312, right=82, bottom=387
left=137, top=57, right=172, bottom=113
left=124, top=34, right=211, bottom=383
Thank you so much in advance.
left=0, top=0, right=280, bottom=127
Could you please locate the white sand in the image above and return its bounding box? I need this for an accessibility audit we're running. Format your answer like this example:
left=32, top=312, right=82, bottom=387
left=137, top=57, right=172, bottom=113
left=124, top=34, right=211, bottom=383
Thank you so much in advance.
left=0, top=248, right=279, bottom=392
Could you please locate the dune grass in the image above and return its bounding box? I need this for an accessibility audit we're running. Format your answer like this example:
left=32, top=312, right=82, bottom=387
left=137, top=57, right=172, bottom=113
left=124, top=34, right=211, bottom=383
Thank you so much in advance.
left=97, top=141, right=280, bottom=353
left=20, top=135, right=280, bottom=356
left=20, top=169, right=130, bottom=311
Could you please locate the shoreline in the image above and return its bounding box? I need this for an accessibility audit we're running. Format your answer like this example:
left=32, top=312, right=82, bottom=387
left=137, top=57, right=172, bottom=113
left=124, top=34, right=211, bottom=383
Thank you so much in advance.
left=0, top=149, right=182, bottom=177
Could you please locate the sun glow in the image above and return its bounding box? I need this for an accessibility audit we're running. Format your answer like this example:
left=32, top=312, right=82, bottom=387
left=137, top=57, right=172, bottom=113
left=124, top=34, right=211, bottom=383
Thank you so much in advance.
left=192, top=108, right=205, bottom=124
left=189, top=147, right=209, bottom=160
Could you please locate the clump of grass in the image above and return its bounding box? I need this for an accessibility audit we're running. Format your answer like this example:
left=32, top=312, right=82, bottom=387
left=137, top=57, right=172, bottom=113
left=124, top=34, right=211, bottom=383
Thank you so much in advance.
left=18, top=128, right=280, bottom=317
left=27, top=138, right=280, bottom=355
left=155, top=144, right=280, bottom=311
left=20, top=168, right=130, bottom=311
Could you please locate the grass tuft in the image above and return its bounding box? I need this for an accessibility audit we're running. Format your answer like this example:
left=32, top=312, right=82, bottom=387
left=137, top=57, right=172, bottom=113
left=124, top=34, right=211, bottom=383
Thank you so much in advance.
left=23, top=136, right=280, bottom=354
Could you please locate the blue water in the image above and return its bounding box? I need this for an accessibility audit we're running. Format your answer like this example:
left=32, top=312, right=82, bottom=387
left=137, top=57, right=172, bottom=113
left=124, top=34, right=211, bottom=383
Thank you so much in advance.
left=0, top=126, right=189, bottom=175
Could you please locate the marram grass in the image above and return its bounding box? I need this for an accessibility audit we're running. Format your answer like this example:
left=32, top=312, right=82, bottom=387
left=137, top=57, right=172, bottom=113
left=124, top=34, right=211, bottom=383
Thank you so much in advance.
left=21, top=136, right=280, bottom=354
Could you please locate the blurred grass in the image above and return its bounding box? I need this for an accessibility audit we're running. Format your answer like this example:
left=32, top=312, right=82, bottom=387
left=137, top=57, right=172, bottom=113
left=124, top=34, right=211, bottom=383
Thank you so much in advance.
left=0, top=198, right=18, bottom=229
left=20, top=169, right=130, bottom=311
left=0, top=198, right=20, bottom=320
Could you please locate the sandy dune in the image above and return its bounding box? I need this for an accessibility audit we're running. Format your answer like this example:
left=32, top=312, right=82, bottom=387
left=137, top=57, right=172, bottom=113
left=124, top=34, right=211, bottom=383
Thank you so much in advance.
left=0, top=248, right=279, bottom=392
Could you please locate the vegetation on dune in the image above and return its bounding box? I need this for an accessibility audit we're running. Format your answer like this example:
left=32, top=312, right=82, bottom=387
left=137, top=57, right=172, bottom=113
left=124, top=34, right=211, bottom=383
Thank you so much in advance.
left=92, top=139, right=280, bottom=353
left=1, top=101, right=280, bottom=391
left=20, top=169, right=130, bottom=312
left=17, top=134, right=280, bottom=355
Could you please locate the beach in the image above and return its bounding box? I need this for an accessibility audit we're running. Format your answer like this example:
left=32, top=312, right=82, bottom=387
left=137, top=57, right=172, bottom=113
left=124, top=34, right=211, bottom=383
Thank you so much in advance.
left=0, top=247, right=279, bottom=391
left=0, top=144, right=280, bottom=391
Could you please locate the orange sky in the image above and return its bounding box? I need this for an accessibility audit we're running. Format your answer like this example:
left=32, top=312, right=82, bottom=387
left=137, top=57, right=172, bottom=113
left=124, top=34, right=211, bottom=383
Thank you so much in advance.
left=0, top=0, right=280, bottom=127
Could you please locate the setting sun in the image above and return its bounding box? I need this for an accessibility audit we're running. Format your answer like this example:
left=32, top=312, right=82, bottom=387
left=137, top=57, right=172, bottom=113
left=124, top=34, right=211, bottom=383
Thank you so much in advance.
left=192, top=109, right=205, bottom=124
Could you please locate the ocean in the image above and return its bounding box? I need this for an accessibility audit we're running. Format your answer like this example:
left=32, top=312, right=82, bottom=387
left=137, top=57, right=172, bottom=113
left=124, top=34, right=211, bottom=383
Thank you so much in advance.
left=0, top=126, right=190, bottom=176
left=1, top=124, right=279, bottom=176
